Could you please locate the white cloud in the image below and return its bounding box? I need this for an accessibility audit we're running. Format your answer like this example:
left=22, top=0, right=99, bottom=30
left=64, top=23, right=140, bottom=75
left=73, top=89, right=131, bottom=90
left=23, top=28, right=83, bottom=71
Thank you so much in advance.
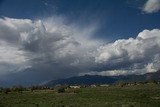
left=79, top=68, right=156, bottom=76
left=0, top=41, right=27, bottom=64
left=0, top=40, right=31, bottom=75
left=142, top=0, right=160, bottom=13
left=145, top=63, right=157, bottom=73
left=80, top=61, right=160, bottom=76
left=80, top=63, right=159, bottom=76
left=95, top=29, right=160, bottom=74
left=80, top=70, right=130, bottom=76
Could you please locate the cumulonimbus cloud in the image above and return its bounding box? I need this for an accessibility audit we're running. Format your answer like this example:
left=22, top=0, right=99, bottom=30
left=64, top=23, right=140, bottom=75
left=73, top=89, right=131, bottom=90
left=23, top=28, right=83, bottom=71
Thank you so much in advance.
left=0, top=17, right=101, bottom=83
left=142, top=0, right=160, bottom=13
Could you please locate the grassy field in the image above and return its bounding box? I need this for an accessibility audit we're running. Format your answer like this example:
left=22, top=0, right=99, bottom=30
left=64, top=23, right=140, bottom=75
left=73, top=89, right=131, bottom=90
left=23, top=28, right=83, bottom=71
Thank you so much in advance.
left=1, top=84, right=160, bottom=107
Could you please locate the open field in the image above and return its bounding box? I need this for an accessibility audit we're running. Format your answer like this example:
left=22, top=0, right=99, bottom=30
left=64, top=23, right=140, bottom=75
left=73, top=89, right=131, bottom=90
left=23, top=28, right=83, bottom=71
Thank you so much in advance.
left=1, top=84, right=160, bottom=107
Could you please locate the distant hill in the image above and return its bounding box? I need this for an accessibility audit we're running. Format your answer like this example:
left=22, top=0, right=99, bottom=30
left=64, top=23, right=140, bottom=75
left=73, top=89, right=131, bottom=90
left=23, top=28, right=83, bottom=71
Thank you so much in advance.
left=46, top=70, right=160, bottom=87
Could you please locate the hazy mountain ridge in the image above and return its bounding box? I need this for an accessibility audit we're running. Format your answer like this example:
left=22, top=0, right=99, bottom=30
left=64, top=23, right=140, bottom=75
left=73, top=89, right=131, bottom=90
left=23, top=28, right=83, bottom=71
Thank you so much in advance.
left=46, top=70, right=160, bottom=86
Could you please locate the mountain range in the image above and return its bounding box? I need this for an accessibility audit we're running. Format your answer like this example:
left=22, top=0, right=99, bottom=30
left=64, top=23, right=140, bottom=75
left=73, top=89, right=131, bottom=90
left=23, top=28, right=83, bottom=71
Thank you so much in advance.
left=46, top=70, right=160, bottom=86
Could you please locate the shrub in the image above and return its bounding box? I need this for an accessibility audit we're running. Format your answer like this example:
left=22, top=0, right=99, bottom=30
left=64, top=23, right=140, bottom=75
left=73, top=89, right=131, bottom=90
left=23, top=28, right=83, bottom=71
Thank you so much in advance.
left=54, top=85, right=66, bottom=93
left=4, top=88, right=11, bottom=94
left=11, top=85, right=24, bottom=93
left=57, top=88, right=65, bottom=93
left=0, top=87, right=3, bottom=93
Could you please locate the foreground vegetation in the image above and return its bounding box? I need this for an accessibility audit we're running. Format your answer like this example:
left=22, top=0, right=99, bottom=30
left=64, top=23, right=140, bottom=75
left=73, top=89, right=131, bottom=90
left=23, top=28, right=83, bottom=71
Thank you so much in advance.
left=0, top=82, right=160, bottom=107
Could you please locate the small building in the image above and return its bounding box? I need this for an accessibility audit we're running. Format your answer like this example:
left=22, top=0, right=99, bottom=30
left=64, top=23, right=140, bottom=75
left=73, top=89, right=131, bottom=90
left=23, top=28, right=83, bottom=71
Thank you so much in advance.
left=69, top=85, right=81, bottom=89
left=91, top=84, right=97, bottom=88
left=100, top=84, right=109, bottom=87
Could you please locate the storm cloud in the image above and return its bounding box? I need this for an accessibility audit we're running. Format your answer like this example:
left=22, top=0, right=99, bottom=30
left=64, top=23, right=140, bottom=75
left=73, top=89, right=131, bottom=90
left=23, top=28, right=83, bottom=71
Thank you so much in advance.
left=0, top=17, right=160, bottom=86
left=0, top=17, right=102, bottom=86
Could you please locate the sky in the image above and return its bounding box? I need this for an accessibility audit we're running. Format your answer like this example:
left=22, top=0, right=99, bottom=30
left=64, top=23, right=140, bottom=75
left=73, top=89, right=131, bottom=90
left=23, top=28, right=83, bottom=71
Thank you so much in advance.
left=0, top=0, right=160, bottom=86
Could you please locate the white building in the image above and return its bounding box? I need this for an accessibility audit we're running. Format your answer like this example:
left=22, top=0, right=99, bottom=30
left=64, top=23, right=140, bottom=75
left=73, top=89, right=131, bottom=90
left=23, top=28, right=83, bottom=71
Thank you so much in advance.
left=70, top=85, right=81, bottom=89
